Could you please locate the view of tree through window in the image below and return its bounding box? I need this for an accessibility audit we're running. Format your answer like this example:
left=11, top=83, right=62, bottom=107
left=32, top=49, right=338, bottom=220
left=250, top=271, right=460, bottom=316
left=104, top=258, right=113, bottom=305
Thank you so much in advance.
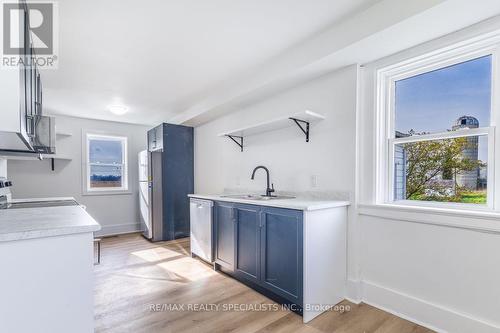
left=393, top=56, right=491, bottom=204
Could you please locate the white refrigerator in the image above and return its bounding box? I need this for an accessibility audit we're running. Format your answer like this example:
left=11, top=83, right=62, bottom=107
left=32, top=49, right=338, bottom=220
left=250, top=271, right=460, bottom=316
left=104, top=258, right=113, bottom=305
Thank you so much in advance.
left=138, top=150, right=152, bottom=239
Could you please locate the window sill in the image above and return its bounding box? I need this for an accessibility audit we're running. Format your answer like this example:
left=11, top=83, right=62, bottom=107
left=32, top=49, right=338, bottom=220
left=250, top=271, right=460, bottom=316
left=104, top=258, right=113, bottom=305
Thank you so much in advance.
left=358, top=203, right=500, bottom=234
left=82, top=190, right=132, bottom=197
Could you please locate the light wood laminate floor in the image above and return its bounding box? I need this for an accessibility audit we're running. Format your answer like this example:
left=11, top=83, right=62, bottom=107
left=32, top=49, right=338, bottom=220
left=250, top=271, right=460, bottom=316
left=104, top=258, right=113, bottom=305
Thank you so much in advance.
left=94, top=233, right=434, bottom=333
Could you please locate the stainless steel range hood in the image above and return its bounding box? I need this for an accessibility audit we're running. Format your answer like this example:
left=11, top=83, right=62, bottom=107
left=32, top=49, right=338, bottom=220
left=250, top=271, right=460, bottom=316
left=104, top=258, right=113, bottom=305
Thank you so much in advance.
left=0, top=115, right=56, bottom=155
left=31, top=115, right=56, bottom=154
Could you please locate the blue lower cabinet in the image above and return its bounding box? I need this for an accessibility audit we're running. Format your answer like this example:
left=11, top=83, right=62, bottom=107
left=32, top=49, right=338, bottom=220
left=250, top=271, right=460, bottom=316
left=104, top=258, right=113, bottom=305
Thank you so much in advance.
left=260, top=207, right=303, bottom=305
left=234, top=204, right=261, bottom=282
left=214, top=202, right=235, bottom=270
left=214, top=201, right=303, bottom=308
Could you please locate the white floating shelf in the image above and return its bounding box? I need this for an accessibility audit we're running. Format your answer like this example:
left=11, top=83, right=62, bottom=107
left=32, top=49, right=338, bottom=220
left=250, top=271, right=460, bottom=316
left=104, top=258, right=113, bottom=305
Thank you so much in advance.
left=218, top=110, right=324, bottom=138
left=218, top=110, right=325, bottom=151
left=0, top=154, right=72, bottom=161
left=3, top=155, right=72, bottom=161
left=48, top=155, right=72, bottom=161
left=56, top=132, right=72, bottom=138
left=0, top=154, right=72, bottom=171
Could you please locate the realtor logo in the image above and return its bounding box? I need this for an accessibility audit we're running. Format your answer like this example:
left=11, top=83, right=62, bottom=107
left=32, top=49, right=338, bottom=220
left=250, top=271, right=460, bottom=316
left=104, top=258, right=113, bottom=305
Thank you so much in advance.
left=1, top=1, right=58, bottom=68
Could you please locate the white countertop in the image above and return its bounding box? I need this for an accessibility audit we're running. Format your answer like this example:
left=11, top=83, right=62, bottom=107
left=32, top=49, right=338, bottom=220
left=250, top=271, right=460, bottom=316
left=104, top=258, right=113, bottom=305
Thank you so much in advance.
left=0, top=203, right=101, bottom=242
left=188, top=194, right=350, bottom=211
left=10, top=197, right=77, bottom=203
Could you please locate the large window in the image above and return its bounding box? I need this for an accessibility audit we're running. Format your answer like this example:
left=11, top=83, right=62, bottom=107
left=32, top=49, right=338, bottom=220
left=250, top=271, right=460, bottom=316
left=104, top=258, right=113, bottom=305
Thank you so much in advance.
left=85, top=134, right=128, bottom=193
left=378, top=40, right=498, bottom=209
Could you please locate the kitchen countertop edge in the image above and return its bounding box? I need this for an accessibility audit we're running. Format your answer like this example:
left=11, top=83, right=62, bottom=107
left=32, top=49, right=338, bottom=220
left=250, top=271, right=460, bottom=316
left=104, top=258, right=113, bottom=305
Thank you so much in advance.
left=0, top=205, right=101, bottom=243
left=0, top=224, right=101, bottom=243
left=188, top=194, right=350, bottom=211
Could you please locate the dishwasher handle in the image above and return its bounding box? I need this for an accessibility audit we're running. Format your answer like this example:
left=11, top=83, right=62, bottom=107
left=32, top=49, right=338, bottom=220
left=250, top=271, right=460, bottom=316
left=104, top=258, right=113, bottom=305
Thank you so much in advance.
left=189, top=198, right=214, bottom=207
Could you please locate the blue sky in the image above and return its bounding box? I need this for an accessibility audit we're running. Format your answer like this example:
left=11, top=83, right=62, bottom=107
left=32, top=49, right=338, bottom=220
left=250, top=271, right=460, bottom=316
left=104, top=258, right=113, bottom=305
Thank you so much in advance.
left=89, top=139, right=123, bottom=176
left=395, top=55, right=491, bottom=161
left=89, top=139, right=123, bottom=164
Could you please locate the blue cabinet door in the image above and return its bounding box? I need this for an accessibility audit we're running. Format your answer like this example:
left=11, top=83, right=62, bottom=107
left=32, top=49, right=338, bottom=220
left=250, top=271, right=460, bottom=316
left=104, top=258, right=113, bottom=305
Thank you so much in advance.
left=214, top=202, right=235, bottom=270
left=260, top=207, right=303, bottom=304
left=234, top=204, right=261, bottom=282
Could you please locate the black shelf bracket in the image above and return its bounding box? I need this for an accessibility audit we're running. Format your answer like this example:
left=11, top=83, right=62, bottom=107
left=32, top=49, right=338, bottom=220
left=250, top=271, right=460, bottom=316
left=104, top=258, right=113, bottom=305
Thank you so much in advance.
left=226, top=135, right=244, bottom=152
left=289, top=117, right=310, bottom=142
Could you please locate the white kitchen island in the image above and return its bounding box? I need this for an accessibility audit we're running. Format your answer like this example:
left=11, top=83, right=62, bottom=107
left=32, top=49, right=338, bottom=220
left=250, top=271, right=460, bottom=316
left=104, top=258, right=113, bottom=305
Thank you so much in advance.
left=0, top=201, right=100, bottom=333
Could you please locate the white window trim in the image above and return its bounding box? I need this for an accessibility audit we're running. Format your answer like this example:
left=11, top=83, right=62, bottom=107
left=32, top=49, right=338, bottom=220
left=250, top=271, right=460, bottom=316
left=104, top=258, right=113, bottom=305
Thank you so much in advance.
left=82, top=132, right=130, bottom=196
left=358, top=203, right=500, bottom=234
left=375, top=33, right=500, bottom=212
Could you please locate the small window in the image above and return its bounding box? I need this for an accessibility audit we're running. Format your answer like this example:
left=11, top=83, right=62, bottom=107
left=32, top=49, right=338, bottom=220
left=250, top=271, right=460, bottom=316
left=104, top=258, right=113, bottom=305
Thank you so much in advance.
left=380, top=50, right=495, bottom=208
left=85, top=134, right=128, bottom=193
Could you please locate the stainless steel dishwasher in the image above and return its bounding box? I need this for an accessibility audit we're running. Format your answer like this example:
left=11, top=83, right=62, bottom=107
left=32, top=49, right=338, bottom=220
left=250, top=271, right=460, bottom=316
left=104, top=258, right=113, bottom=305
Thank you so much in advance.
left=189, top=198, right=214, bottom=263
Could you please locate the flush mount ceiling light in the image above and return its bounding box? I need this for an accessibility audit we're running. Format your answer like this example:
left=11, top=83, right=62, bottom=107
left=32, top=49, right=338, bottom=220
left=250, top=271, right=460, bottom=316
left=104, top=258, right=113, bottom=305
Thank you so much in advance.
left=108, top=105, right=128, bottom=115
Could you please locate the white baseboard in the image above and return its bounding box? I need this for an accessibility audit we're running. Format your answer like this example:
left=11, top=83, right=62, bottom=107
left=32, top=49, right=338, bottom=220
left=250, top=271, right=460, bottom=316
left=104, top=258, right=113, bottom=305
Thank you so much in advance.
left=361, top=280, right=500, bottom=333
left=95, top=222, right=142, bottom=237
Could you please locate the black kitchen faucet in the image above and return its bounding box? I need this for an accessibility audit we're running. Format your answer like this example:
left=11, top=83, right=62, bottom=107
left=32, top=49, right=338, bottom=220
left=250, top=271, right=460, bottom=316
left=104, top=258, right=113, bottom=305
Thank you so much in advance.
left=251, top=166, right=275, bottom=197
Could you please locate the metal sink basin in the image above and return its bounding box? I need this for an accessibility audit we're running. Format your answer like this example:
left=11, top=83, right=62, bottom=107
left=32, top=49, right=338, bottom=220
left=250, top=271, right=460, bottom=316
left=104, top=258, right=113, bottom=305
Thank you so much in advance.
left=221, top=194, right=295, bottom=201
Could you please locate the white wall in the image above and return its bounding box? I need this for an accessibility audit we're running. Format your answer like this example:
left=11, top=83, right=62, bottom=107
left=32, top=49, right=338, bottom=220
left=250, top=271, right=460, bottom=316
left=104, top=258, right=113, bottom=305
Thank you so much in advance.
left=357, top=21, right=500, bottom=332
left=0, top=159, right=6, bottom=178
left=360, top=215, right=500, bottom=332
left=7, top=115, right=150, bottom=236
left=194, top=65, right=358, bottom=196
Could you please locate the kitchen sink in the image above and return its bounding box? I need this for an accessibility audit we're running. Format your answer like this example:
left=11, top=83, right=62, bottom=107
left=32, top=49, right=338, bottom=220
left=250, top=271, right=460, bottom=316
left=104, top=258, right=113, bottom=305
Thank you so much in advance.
left=221, top=194, right=295, bottom=201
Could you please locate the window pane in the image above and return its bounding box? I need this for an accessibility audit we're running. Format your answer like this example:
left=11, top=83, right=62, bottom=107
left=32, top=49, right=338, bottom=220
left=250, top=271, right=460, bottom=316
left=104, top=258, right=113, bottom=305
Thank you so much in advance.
left=89, top=139, right=123, bottom=164
left=394, top=136, right=487, bottom=204
left=395, top=56, right=491, bottom=137
left=90, top=165, right=123, bottom=188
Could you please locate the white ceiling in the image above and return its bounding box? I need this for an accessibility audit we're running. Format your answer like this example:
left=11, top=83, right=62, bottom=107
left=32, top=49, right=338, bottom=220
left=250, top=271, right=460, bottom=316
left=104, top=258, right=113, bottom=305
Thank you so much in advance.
left=42, top=0, right=381, bottom=126
left=169, top=0, right=500, bottom=126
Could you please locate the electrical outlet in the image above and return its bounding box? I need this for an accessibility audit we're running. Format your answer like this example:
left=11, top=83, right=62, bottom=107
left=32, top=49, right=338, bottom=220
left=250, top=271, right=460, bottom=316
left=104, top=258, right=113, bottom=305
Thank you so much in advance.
left=311, top=175, right=318, bottom=188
